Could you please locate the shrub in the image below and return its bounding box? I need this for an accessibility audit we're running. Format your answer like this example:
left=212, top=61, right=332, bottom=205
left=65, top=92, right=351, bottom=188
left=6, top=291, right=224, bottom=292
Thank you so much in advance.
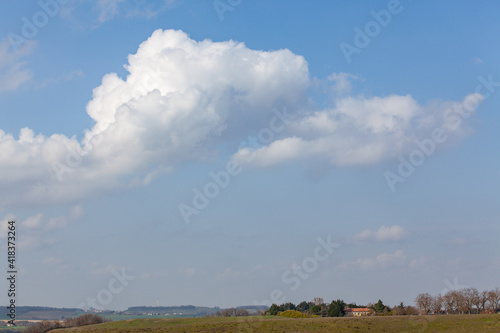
left=64, top=313, right=108, bottom=327
left=278, top=310, right=316, bottom=318
left=23, top=320, right=61, bottom=333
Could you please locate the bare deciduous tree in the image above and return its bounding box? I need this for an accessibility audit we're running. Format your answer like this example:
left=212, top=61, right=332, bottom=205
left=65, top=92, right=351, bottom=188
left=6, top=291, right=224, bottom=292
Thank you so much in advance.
left=431, top=295, right=443, bottom=314
left=217, top=307, right=249, bottom=317
left=478, top=290, right=489, bottom=313
left=313, top=297, right=324, bottom=306
left=453, top=290, right=468, bottom=314
left=443, top=291, right=456, bottom=314
left=405, top=305, right=418, bottom=315
left=414, top=293, right=432, bottom=314
left=414, top=287, right=499, bottom=316
left=462, top=288, right=478, bottom=314
left=488, top=288, right=500, bottom=311
left=470, top=288, right=481, bottom=314
left=235, top=308, right=249, bottom=316
left=392, top=305, right=405, bottom=316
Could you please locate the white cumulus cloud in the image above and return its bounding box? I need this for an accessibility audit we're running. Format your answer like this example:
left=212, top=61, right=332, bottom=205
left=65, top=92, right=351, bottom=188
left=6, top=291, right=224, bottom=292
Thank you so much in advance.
left=0, top=29, right=308, bottom=207
left=0, top=29, right=484, bottom=209
left=233, top=93, right=483, bottom=168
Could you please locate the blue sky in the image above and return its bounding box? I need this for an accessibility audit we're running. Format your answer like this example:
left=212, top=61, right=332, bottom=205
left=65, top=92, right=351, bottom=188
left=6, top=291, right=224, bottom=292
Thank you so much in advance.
left=1, top=0, right=499, bottom=310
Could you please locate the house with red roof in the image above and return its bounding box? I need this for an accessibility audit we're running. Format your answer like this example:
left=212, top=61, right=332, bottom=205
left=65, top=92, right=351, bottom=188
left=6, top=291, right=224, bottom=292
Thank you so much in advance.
left=344, top=308, right=373, bottom=316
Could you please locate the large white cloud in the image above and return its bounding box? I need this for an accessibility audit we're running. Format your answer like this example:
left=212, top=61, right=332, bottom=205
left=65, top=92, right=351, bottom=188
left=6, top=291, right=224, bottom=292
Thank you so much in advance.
left=0, top=29, right=309, bottom=207
left=0, top=29, right=483, bottom=208
left=233, top=93, right=483, bottom=167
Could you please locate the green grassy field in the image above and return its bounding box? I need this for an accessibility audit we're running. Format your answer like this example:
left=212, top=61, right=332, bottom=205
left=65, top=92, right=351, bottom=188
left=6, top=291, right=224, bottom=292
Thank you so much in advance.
left=53, top=314, right=500, bottom=332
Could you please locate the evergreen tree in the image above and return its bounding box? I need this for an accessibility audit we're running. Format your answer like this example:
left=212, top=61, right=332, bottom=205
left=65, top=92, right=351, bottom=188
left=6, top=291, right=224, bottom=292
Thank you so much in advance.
left=296, top=301, right=313, bottom=312
left=328, top=299, right=346, bottom=317
left=309, top=305, right=322, bottom=315
left=373, top=300, right=386, bottom=313
left=268, top=304, right=280, bottom=315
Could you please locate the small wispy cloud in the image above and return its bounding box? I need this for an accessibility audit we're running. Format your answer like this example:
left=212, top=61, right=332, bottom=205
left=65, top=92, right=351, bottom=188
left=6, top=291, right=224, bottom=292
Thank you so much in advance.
left=91, top=264, right=121, bottom=276
left=22, top=213, right=44, bottom=229
left=2, top=205, right=84, bottom=249
left=42, top=257, right=63, bottom=265
left=445, top=237, right=473, bottom=246
left=328, top=72, right=358, bottom=95
left=96, top=0, right=125, bottom=23
left=409, top=256, right=430, bottom=269
left=352, top=249, right=406, bottom=270
left=20, top=205, right=83, bottom=231
left=37, top=69, right=84, bottom=89
left=104, top=0, right=177, bottom=21
left=0, top=39, right=35, bottom=92
left=353, top=225, right=409, bottom=242
left=0, top=214, right=16, bottom=238
left=216, top=265, right=266, bottom=281
left=63, top=0, right=178, bottom=27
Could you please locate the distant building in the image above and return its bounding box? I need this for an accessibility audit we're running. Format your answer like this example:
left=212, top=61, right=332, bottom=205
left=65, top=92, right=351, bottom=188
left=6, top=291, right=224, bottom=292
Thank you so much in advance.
left=345, top=308, right=372, bottom=316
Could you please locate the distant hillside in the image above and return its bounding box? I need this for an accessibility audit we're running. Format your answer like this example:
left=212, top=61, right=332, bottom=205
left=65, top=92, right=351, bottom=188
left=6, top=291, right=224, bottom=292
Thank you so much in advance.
left=2, top=304, right=269, bottom=321
left=8, top=306, right=84, bottom=320
left=124, top=305, right=220, bottom=316
left=124, top=305, right=268, bottom=316
left=237, top=305, right=268, bottom=310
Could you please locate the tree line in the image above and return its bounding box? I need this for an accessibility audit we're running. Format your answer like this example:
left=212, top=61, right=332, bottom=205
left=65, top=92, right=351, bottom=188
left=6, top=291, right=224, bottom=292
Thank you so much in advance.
left=264, top=297, right=392, bottom=317
left=261, top=287, right=500, bottom=318
left=415, top=287, right=500, bottom=315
